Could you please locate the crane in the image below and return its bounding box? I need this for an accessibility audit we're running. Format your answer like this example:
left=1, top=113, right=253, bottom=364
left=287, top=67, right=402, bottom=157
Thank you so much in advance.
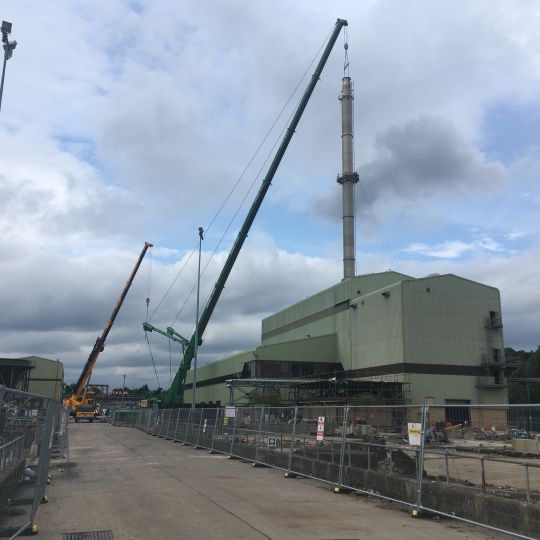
left=160, top=19, right=348, bottom=405
left=143, top=322, right=189, bottom=349
left=65, top=241, right=153, bottom=414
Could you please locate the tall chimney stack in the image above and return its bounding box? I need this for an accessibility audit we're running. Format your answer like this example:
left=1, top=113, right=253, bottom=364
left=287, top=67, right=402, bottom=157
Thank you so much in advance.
left=338, top=76, right=359, bottom=279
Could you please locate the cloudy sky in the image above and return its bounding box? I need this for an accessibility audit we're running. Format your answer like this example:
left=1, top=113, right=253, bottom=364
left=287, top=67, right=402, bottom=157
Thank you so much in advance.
left=1, top=1, right=539, bottom=390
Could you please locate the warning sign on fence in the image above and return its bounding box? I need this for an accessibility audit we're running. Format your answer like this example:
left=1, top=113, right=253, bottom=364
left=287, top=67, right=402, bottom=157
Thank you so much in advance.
left=268, top=436, right=277, bottom=449
left=407, top=422, right=421, bottom=446
left=317, top=416, right=325, bottom=441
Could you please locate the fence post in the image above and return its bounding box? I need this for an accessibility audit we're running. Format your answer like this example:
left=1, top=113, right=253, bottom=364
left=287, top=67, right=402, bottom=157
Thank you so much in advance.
left=285, top=406, right=298, bottom=477
left=525, top=464, right=531, bottom=503
left=254, top=405, right=267, bottom=465
left=173, top=408, right=181, bottom=440
left=209, top=408, right=221, bottom=454
left=229, top=407, right=238, bottom=457
left=195, top=409, right=204, bottom=447
left=414, top=403, right=427, bottom=517
left=480, top=456, right=486, bottom=492
left=335, top=405, right=349, bottom=492
left=182, top=408, right=192, bottom=444
left=445, top=448, right=450, bottom=483
left=158, top=410, right=165, bottom=437
left=163, top=409, right=169, bottom=438
left=30, top=400, right=56, bottom=527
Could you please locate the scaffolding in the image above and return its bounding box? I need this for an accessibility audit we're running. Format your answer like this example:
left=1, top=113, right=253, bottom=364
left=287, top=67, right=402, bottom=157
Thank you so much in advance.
left=226, top=370, right=409, bottom=406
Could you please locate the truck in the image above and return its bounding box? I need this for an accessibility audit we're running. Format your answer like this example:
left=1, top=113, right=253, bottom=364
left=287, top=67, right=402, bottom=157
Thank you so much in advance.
left=74, top=404, right=95, bottom=423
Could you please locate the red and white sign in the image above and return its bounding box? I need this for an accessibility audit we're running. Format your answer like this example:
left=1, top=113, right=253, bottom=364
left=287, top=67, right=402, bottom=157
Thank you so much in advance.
left=316, top=416, right=325, bottom=441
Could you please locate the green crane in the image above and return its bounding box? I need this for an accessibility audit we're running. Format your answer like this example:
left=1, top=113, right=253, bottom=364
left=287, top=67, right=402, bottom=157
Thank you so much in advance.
left=162, top=19, right=348, bottom=405
left=143, top=322, right=189, bottom=349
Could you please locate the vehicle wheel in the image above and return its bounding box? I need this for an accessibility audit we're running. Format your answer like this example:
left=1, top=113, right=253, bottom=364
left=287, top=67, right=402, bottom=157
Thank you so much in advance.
left=75, top=418, right=79, bottom=423
left=89, top=419, right=94, bottom=423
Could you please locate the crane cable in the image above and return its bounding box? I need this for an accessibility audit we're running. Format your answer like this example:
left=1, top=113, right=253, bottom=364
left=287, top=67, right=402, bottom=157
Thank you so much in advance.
left=145, top=246, right=153, bottom=322
left=142, top=245, right=162, bottom=388
left=170, top=27, right=335, bottom=329
left=343, top=26, right=350, bottom=77
left=168, top=338, right=172, bottom=384
left=151, top=25, right=335, bottom=327
left=357, top=179, right=402, bottom=272
left=171, top=126, right=285, bottom=327
left=144, top=330, right=161, bottom=389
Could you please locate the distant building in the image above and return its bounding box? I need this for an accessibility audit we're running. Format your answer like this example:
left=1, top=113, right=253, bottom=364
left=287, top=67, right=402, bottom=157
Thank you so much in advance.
left=183, top=271, right=511, bottom=408
left=0, top=356, right=63, bottom=400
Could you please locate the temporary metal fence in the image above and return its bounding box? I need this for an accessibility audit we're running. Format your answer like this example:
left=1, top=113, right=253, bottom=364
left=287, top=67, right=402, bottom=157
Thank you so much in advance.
left=0, top=386, right=68, bottom=539
left=111, top=403, right=540, bottom=539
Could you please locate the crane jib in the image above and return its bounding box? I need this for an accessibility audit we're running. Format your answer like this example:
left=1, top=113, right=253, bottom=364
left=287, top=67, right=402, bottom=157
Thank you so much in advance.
left=68, top=242, right=153, bottom=408
left=164, top=19, right=348, bottom=405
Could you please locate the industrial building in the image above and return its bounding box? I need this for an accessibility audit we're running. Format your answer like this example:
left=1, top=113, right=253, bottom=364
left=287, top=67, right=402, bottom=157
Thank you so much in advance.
left=0, top=356, right=64, bottom=400
left=183, top=70, right=511, bottom=410
left=184, top=270, right=510, bottom=408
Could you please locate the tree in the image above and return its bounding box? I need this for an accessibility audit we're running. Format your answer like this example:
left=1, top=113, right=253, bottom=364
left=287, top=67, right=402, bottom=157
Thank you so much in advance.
left=508, top=347, right=540, bottom=403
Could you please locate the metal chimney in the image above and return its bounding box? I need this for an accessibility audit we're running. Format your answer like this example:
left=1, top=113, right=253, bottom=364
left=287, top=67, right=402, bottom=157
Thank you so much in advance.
left=338, top=76, right=358, bottom=279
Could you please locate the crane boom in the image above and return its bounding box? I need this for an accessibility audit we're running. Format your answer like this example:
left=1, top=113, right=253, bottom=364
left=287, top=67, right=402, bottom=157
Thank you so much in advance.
left=65, top=241, right=153, bottom=411
left=164, top=19, right=348, bottom=405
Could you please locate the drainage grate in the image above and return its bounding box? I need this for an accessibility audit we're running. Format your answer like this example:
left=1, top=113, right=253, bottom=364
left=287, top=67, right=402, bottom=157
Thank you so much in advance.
left=63, top=531, right=114, bottom=540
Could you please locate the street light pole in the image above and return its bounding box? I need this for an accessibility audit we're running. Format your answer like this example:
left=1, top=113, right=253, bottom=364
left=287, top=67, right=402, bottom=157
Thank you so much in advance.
left=0, top=21, right=17, bottom=113
left=191, top=226, right=204, bottom=409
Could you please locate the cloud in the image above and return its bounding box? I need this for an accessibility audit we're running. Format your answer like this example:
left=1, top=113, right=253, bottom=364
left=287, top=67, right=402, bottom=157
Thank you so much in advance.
left=505, top=231, right=527, bottom=241
left=1, top=0, right=539, bottom=390
left=314, top=116, right=506, bottom=222
left=402, top=234, right=505, bottom=259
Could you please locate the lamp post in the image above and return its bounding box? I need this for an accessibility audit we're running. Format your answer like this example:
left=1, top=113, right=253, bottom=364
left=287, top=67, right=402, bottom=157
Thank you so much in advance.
left=1, top=21, right=17, bottom=113
left=191, top=226, right=204, bottom=409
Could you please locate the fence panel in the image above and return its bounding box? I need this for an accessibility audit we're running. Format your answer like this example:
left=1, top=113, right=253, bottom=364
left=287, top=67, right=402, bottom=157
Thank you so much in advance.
left=338, top=404, right=424, bottom=506
left=111, top=402, right=540, bottom=539
left=0, top=386, right=66, bottom=539
left=420, top=404, right=540, bottom=539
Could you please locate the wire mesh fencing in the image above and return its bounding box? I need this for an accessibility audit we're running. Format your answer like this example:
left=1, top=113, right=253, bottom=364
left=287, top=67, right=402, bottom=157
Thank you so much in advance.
left=0, top=385, right=66, bottom=539
left=418, top=404, right=540, bottom=538
left=113, top=403, right=540, bottom=539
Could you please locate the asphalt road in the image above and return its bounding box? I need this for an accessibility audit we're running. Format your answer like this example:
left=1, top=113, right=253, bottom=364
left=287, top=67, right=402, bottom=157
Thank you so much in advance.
left=34, top=422, right=503, bottom=540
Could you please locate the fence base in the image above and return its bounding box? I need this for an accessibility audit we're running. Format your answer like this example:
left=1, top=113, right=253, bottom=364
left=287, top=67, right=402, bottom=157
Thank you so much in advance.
left=334, top=487, right=352, bottom=494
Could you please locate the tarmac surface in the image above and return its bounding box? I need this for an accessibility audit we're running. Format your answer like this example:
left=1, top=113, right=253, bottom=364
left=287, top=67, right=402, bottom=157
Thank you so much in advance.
left=34, top=422, right=505, bottom=540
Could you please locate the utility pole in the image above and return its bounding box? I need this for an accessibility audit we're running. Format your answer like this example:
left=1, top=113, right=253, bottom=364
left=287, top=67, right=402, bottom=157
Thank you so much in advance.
left=1, top=21, right=17, bottom=113
left=191, top=226, right=204, bottom=409
left=123, top=373, right=126, bottom=389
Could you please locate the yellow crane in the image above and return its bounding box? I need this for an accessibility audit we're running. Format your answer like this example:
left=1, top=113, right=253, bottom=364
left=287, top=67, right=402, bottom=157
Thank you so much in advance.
left=64, top=242, right=153, bottom=416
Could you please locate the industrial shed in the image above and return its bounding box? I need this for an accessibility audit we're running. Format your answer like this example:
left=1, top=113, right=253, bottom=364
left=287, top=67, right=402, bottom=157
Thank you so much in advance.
left=184, top=271, right=509, bottom=407
left=0, top=356, right=64, bottom=400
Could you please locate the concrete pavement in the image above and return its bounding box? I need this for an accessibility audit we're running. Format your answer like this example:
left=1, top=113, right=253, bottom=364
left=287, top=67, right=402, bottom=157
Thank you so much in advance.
left=35, top=422, right=503, bottom=539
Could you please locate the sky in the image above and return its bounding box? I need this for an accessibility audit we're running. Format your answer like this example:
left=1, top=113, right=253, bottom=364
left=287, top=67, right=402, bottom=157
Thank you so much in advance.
left=0, top=1, right=539, bottom=390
